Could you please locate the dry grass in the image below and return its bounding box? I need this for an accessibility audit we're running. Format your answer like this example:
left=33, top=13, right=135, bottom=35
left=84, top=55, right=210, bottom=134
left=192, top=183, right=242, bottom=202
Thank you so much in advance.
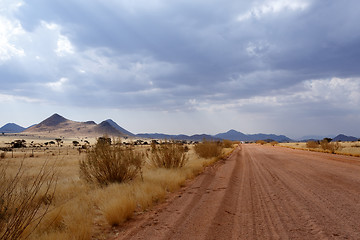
left=0, top=135, right=237, bottom=239
left=280, top=141, right=360, bottom=157
left=0, top=159, right=57, bottom=240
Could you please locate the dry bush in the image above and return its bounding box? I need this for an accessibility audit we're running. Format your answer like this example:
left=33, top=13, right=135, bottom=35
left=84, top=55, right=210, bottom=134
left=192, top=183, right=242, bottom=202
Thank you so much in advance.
left=0, top=152, right=5, bottom=159
left=194, top=140, right=223, bottom=159
left=306, top=140, right=319, bottom=148
left=147, top=141, right=188, bottom=168
left=80, top=139, right=144, bottom=185
left=222, top=140, right=233, bottom=148
left=256, top=140, right=266, bottom=145
left=269, top=141, right=278, bottom=146
left=320, top=140, right=342, bottom=153
left=0, top=159, right=57, bottom=240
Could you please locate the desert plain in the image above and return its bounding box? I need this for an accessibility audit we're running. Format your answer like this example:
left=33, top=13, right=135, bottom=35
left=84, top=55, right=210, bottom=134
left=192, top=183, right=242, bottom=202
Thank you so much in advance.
left=1, top=130, right=360, bottom=239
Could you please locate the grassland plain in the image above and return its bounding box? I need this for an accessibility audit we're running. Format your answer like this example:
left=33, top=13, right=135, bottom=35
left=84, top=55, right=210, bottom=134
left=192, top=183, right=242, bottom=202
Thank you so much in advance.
left=0, top=136, right=236, bottom=240
left=279, top=141, right=360, bottom=157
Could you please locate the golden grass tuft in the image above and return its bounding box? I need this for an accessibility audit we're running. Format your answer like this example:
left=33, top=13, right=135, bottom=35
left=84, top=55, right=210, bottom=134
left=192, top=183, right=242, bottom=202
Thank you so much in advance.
left=96, top=184, right=137, bottom=226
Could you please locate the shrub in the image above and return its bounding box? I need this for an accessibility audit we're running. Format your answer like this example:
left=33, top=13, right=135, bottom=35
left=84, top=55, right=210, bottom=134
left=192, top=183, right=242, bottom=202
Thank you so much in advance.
left=148, top=141, right=188, bottom=168
left=256, top=140, right=266, bottom=145
left=306, top=141, right=319, bottom=149
left=194, top=140, right=223, bottom=159
left=0, top=152, right=5, bottom=159
left=320, top=139, right=342, bottom=153
left=269, top=141, right=278, bottom=146
left=79, top=138, right=143, bottom=185
left=0, top=160, right=56, bottom=240
left=222, top=140, right=233, bottom=148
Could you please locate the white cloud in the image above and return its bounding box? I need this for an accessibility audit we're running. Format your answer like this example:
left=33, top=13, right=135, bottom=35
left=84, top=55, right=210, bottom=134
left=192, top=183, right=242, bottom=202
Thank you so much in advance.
left=300, top=77, right=360, bottom=106
left=46, top=77, right=69, bottom=92
left=237, top=0, right=309, bottom=21
left=0, top=15, right=25, bottom=62
left=55, top=35, right=74, bottom=56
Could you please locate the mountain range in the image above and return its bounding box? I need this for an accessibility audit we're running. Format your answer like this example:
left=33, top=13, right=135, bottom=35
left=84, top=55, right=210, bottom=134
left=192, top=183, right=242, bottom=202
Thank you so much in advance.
left=214, top=129, right=292, bottom=142
left=1, top=114, right=359, bottom=142
left=136, top=133, right=220, bottom=142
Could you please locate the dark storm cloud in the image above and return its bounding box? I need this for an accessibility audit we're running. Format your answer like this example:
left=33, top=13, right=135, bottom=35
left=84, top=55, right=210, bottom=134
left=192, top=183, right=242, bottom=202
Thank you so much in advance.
left=2, top=0, right=360, bottom=113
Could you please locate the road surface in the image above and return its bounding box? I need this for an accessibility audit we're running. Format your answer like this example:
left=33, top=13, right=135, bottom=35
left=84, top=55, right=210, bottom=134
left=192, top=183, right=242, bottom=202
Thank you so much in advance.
left=113, top=144, right=360, bottom=240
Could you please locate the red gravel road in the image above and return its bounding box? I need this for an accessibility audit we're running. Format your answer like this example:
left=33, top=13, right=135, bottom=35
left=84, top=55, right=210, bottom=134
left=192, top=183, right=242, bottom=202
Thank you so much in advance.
left=112, top=144, right=360, bottom=240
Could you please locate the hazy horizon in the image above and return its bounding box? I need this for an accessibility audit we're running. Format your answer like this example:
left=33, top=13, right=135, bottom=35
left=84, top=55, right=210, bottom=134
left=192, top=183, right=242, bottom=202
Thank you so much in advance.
left=1, top=1, right=360, bottom=139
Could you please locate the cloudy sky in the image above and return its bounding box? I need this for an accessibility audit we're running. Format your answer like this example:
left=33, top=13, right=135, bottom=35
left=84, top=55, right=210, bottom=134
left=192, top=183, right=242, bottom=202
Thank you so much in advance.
left=1, top=0, right=360, bottom=138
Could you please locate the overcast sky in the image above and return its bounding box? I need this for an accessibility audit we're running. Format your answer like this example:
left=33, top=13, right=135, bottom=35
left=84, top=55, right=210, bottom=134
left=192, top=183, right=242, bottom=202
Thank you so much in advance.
left=1, top=0, right=360, bottom=138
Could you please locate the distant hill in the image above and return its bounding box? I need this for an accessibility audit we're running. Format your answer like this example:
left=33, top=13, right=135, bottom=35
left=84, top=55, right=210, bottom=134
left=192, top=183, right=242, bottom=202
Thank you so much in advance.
left=22, top=113, right=130, bottom=138
left=215, top=129, right=292, bottom=142
left=136, top=133, right=219, bottom=141
left=332, top=134, right=359, bottom=142
left=105, top=119, right=135, bottom=136
left=298, top=135, right=334, bottom=141
left=214, top=129, right=248, bottom=141
left=0, top=123, right=26, bottom=133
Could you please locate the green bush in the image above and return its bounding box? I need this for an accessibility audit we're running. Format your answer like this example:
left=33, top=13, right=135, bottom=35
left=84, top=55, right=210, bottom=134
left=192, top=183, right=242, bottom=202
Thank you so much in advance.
left=80, top=139, right=143, bottom=185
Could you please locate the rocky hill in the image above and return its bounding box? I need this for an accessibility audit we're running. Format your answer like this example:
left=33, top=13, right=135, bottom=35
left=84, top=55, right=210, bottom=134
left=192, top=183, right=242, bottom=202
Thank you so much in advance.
left=22, top=113, right=131, bottom=138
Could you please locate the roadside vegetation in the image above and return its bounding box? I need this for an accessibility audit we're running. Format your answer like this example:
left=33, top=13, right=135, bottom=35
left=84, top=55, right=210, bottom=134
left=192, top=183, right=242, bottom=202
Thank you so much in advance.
left=194, top=140, right=223, bottom=159
left=0, top=159, right=57, bottom=240
left=147, top=141, right=188, bottom=168
left=0, top=137, right=237, bottom=239
left=80, top=139, right=143, bottom=185
left=255, top=140, right=279, bottom=146
left=280, top=139, right=360, bottom=157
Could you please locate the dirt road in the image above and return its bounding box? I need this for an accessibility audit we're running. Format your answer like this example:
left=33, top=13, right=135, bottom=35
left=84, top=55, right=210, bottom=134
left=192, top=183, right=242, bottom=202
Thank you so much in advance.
left=113, top=144, right=360, bottom=239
